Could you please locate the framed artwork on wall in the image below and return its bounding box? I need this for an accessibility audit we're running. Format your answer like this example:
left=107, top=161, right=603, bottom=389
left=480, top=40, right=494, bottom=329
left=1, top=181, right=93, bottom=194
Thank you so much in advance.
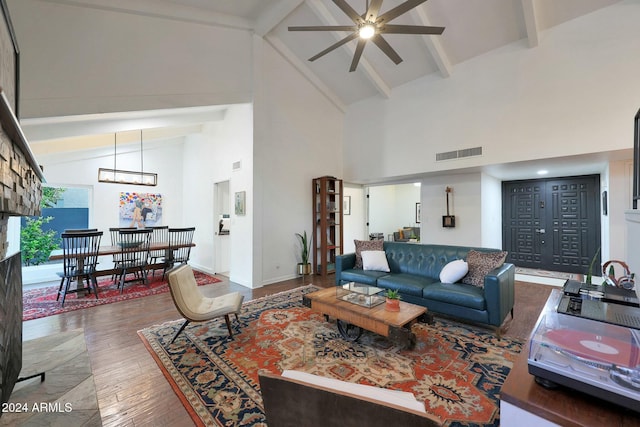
left=343, top=196, right=351, bottom=215
left=415, top=202, right=421, bottom=223
left=235, top=191, right=246, bottom=215
left=119, top=192, right=163, bottom=228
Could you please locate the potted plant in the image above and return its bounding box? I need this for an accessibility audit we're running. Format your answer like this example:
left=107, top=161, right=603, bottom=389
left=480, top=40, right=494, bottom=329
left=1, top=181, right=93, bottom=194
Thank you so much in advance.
left=585, top=247, right=601, bottom=285
left=295, top=231, right=312, bottom=275
left=385, top=289, right=401, bottom=312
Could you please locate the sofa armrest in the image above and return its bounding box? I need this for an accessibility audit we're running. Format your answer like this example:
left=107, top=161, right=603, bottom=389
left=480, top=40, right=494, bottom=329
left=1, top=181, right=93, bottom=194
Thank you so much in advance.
left=483, top=262, right=515, bottom=327
left=335, top=253, right=356, bottom=285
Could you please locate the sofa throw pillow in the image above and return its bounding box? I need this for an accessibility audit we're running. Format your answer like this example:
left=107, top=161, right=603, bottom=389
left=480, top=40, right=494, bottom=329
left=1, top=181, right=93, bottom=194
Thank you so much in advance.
left=462, top=250, right=508, bottom=288
left=439, top=259, right=468, bottom=283
left=354, top=240, right=383, bottom=269
left=361, top=250, right=390, bottom=272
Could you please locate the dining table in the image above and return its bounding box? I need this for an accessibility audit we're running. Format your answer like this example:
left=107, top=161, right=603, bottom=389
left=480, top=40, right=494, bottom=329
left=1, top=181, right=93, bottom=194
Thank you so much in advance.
left=48, top=241, right=196, bottom=294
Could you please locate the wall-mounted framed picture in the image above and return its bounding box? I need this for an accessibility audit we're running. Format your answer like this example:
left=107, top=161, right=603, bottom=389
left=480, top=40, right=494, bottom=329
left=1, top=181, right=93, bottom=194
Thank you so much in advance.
left=235, top=191, right=246, bottom=215
left=602, top=190, right=608, bottom=216
left=415, top=202, right=421, bottom=223
left=343, top=196, right=351, bottom=215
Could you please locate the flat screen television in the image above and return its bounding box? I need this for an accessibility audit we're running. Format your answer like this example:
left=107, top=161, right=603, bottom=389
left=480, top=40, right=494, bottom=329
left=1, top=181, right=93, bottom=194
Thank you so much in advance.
left=634, top=108, right=640, bottom=209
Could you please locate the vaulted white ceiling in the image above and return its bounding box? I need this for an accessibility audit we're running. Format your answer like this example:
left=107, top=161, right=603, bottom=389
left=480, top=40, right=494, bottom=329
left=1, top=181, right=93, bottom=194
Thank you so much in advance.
left=17, top=0, right=622, bottom=112
left=13, top=0, right=629, bottom=180
left=159, top=0, right=621, bottom=108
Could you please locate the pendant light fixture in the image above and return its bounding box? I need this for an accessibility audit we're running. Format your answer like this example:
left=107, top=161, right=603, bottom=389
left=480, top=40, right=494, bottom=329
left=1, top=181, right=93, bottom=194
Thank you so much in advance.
left=98, top=130, right=157, bottom=186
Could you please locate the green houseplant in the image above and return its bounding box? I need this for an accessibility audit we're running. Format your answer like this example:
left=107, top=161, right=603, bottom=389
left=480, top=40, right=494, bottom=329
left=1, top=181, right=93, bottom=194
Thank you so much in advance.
left=385, top=289, right=401, bottom=312
left=295, top=231, right=312, bottom=275
left=20, top=187, right=66, bottom=266
left=585, top=247, right=601, bottom=285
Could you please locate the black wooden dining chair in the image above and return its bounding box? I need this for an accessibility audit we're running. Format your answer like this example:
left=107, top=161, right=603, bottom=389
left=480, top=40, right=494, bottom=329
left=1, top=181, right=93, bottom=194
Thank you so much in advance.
left=147, top=225, right=169, bottom=276
left=109, top=227, right=135, bottom=281
left=163, top=227, right=196, bottom=277
left=56, top=230, right=103, bottom=306
left=114, top=228, right=152, bottom=293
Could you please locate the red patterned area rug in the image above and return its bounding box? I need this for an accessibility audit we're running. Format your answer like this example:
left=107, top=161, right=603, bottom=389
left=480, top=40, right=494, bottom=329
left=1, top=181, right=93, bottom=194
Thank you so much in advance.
left=138, top=285, right=523, bottom=426
left=23, top=271, right=222, bottom=321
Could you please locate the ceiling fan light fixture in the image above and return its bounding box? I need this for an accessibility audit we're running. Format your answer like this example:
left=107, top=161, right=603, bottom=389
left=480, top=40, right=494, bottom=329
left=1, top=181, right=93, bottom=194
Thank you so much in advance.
left=359, top=23, right=376, bottom=39
left=288, top=0, right=444, bottom=71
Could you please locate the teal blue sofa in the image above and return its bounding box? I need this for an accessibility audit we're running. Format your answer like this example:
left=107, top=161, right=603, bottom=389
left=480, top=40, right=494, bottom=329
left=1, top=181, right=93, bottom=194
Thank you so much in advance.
left=335, top=242, right=515, bottom=330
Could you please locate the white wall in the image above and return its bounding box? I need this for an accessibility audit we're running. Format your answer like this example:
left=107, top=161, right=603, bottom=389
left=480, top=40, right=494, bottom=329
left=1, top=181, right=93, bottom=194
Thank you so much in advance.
left=420, top=174, right=483, bottom=247
left=343, top=185, right=366, bottom=254
left=252, top=37, right=344, bottom=286
left=7, top=0, right=253, bottom=118
left=480, top=173, right=503, bottom=249
left=181, top=104, right=253, bottom=286
left=344, top=4, right=640, bottom=184
left=609, top=159, right=634, bottom=262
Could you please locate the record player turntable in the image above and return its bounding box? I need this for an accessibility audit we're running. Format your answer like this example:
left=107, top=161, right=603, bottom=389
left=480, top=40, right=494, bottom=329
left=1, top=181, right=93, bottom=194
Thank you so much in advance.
left=528, top=290, right=640, bottom=413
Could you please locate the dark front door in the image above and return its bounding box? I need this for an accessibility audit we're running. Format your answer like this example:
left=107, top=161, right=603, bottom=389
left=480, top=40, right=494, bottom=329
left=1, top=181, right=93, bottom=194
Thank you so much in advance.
left=502, top=175, right=601, bottom=274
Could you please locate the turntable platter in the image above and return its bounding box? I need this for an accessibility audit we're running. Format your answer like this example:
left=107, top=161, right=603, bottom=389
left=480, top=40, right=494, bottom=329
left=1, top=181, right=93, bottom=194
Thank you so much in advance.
left=545, top=329, right=639, bottom=368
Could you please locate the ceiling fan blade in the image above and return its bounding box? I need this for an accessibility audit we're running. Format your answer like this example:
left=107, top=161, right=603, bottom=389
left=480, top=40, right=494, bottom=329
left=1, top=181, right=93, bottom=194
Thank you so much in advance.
left=333, top=0, right=364, bottom=25
left=371, top=34, right=403, bottom=65
left=309, top=32, right=359, bottom=62
left=378, top=0, right=428, bottom=23
left=289, top=25, right=357, bottom=32
left=349, top=38, right=367, bottom=72
left=379, top=24, right=445, bottom=35
left=332, top=0, right=365, bottom=24
left=365, top=0, right=384, bottom=21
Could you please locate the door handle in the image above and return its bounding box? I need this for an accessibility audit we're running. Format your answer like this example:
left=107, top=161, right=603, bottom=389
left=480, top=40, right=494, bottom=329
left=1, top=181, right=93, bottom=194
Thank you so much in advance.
left=535, top=228, right=546, bottom=234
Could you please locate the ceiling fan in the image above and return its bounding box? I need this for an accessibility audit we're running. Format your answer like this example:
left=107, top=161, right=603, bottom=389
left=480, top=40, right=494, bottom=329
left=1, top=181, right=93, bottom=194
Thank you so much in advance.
left=288, top=0, right=444, bottom=72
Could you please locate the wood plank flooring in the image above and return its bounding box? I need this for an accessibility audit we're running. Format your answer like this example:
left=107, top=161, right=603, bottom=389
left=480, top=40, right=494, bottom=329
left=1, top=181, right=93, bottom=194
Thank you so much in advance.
left=21, top=274, right=551, bottom=426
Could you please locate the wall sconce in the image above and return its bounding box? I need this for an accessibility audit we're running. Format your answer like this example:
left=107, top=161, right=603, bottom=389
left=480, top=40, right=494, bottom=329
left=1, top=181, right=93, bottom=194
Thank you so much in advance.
left=98, top=131, right=157, bottom=186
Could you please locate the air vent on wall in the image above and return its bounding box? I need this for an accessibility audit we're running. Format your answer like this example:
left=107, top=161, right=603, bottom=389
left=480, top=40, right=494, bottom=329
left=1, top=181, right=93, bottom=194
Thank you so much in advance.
left=436, top=147, right=483, bottom=162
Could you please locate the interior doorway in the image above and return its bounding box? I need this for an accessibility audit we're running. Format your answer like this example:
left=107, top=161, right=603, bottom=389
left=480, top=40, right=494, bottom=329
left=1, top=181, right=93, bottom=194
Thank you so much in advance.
left=213, top=180, right=231, bottom=276
left=502, top=174, right=601, bottom=274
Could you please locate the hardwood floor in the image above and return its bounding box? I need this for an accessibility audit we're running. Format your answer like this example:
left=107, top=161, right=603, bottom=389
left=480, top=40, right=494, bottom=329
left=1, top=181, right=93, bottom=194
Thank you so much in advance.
left=21, top=275, right=551, bottom=426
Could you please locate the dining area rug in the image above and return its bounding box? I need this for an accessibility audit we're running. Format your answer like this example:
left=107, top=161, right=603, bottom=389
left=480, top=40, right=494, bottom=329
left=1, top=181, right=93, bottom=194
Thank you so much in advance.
left=138, top=285, right=523, bottom=426
left=23, top=270, right=222, bottom=321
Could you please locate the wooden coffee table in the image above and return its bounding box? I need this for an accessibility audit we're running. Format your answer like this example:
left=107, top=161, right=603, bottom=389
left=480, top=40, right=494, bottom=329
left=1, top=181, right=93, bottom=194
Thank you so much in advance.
left=303, top=286, right=428, bottom=348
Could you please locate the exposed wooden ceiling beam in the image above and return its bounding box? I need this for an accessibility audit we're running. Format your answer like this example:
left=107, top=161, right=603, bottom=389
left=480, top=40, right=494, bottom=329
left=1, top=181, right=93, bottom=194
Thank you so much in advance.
left=412, top=5, right=452, bottom=78
left=521, top=0, right=539, bottom=47
left=254, top=0, right=304, bottom=37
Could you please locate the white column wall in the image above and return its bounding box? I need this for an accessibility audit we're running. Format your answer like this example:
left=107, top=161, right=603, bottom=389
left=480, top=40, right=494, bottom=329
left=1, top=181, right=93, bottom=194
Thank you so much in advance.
left=181, top=104, right=253, bottom=286
left=480, top=173, right=503, bottom=249
left=252, top=37, right=344, bottom=286
left=610, top=159, right=634, bottom=262
left=343, top=185, right=366, bottom=254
